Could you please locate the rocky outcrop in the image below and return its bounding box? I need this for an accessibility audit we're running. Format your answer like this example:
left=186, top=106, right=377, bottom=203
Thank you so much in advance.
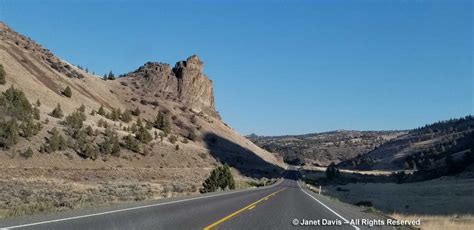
left=123, top=55, right=219, bottom=118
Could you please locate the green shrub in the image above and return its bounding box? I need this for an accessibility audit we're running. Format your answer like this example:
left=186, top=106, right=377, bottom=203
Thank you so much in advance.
left=49, top=103, right=64, bottom=118
left=97, top=105, right=106, bottom=116
left=159, top=132, right=165, bottom=142
left=123, top=134, right=140, bottom=153
left=78, top=104, right=86, bottom=113
left=0, top=86, right=33, bottom=120
left=107, top=71, right=115, bottom=80
left=0, top=64, right=6, bottom=85
left=153, top=111, right=171, bottom=135
left=325, top=163, right=339, bottom=180
left=168, top=134, right=178, bottom=144
left=187, top=128, right=197, bottom=141
left=98, top=127, right=121, bottom=156
left=19, top=117, right=42, bottom=139
left=121, top=110, right=132, bottom=123
left=20, top=147, right=33, bottom=158
left=131, top=107, right=140, bottom=116
left=63, top=86, right=72, bottom=98
left=63, top=111, right=86, bottom=137
left=97, top=118, right=106, bottom=128
left=40, top=128, right=66, bottom=153
left=33, top=107, right=40, bottom=120
left=135, top=125, right=152, bottom=144
left=74, top=130, right=98, bottom=160
left=106, top=107, right=121, bottom=121
left=85, top=125, right=94, bottom=136
left=145, top=120, right=153, bottom=130
left=0, top=119, right=19, bottom=149
left=200, top=164, right=235, bottom=193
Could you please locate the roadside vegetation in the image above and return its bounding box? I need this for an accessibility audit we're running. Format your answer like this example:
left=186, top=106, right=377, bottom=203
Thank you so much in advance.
left=200, top=164, right=235, bottom=193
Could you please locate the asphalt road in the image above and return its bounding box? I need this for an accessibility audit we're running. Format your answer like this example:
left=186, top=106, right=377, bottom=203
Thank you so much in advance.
left=0, top=170, right=393, bottom=230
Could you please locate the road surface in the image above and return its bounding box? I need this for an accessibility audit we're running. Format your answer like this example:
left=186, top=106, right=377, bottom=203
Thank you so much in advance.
left=0, top=170, right=393, bottom=230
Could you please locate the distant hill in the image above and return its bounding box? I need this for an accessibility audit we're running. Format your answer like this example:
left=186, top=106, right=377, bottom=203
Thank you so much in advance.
left=248, top=130, right=405, bottom=166
left=249, top=116, right=474, bottom=179
left=338, top=116, right=474, bottom=173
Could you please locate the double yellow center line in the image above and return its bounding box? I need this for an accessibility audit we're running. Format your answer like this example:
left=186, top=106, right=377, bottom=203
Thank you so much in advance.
left=203, top=188, right=286, bottom=230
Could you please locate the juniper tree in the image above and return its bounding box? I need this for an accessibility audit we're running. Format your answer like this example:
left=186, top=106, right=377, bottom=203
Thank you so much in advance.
left=50, top=103, right=64, bottom=118
left=97, top=105, right=106, bottom=116
left=63, top=86, right=72, bottom=98
left=0, top=64, right=6, bottom=85
left=200, top=164, right=235, bottom=193
left=0, top=119, right=19, bottom=149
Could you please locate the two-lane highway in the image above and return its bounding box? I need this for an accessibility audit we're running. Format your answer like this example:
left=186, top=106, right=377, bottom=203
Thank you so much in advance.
left=0, top=170, right=391, bottom=230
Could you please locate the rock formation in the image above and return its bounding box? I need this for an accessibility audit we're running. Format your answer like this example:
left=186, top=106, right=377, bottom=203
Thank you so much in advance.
left=122, top=55, right=219, bottom=118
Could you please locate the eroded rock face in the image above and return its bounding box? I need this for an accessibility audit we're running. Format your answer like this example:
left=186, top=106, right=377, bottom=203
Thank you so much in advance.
left=123, top=55, right=219, bottom=118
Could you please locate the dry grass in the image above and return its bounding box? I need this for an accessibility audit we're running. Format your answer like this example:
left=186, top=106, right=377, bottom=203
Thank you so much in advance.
left=0, top=166, right=208, bottom=218
left=321, top=177, right=474, bottom=215
left=235, top=177, right=279, bottom=189
left=301, top=169, right=474, bottom=229
left=390, top=213, right=474, bottom=230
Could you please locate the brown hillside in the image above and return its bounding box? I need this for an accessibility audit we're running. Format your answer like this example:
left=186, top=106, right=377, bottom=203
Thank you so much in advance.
left=0, top=21, right=284, bottom=217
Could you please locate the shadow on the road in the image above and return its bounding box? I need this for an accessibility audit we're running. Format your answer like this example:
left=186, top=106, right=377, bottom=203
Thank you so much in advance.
left=203, top=133, right=284, bottom=179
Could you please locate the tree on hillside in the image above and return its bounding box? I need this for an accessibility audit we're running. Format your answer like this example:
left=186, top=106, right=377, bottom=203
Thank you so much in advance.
left=19, top=117, right=42, bottom=139
left=98, top=127, right=121, bottom=156
left=97, top=105, right=106, bottom=116
left=132, top=107, right=141, bottom=116
left=63, top=110, right=87, bottom=137
left=63, top=86, right=72, bottom=98
left=325, top=162, right=339, bottom=180
left=2, top=86, right=34, bottom=120
left=123, top=134, right=140, bottom=153
left=121, top=109, right=132, bottom=123
left=78, top=104, right=86, bottom=113
left=200, top=164, right=235, bottom=193
left=40, top=128, right=67, bottom=153
left=107, top=71, right=115, bottom=80
left=49, top=103, right=64, bottom=118
left=0, top=119, right=19, bottom=149
left=0, top=64, right=6, bottom=85
left=106, top=107, right=122, bottom=121
left=74, top=129, right=98, bottom=160
left=187, top=127, right=197, bottom=141
left=154, top=111, right=171, bottom=135
left=135, top=124, right=152, bottom=144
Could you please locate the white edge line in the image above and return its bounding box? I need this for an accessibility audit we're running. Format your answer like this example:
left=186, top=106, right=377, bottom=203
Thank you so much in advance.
left=297, top=181, right=360, bottom=230
left=2, top=178, right=284, bottom=229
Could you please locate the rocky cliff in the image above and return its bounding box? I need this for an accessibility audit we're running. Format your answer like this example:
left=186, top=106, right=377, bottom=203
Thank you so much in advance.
left=122, top=55, right=218, bottom=118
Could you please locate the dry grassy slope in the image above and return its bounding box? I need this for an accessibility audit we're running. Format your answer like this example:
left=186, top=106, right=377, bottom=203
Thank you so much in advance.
left=0, top=22, right=284, bottom=172
left=338, top=117, right=474, bottom=171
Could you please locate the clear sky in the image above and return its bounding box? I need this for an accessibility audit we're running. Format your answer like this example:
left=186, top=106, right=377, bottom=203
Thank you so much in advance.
left=0, top=0, right=472, bottom=136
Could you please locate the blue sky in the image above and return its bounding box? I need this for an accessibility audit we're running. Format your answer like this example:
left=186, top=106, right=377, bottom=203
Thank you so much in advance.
left=0, top=0, right=472, bottom=135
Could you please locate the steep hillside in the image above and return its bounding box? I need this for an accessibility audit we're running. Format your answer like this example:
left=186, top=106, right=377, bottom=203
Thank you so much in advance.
left=0, top=22, right=284, bottom=217
left=248, top=130, right=404, bottom=166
